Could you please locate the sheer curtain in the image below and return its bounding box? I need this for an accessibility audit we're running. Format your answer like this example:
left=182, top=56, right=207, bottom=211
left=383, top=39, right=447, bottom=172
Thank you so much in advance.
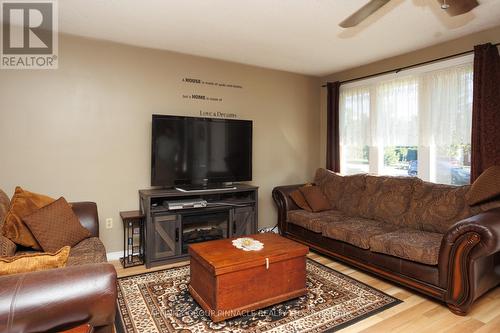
left=339, top=57, right=473, bottom=185
left=376, top=77, right=419, bottom=147
left=423, top=64, right=473, bottom=184
left=375, top=77, right=419, bottom=176
left=339, top=86, right=370, bottom=174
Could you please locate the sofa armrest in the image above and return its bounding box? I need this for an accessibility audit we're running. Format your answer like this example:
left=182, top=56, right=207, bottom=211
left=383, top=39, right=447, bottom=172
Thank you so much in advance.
left=439, top=208, right=500, bottom=314
left=0, top=263, right=117, bottom=333
left=441, top=208, right=500, bottom=261
left=272, top=184, right=305, bottom=235
left=71, top=202, right=99, bottom=237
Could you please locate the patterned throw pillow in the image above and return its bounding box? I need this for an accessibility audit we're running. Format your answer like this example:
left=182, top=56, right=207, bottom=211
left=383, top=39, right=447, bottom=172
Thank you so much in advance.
left=0, top=235, right=16, bottom=257
left=22, top=197, right=91, bottom=253
left=466, top=166, right=500, bottom=205
left=1, top=187, right=55, bottom=250
left=0, top=246, right=70, bottom=276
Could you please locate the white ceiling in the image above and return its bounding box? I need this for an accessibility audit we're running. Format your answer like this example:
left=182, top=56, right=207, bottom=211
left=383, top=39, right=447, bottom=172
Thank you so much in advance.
left=54, top=0, right=500, bottom=76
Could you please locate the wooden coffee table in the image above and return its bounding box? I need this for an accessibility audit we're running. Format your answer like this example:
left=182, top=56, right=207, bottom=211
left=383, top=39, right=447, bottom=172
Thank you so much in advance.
left=188, top=233, right=309, bottom=322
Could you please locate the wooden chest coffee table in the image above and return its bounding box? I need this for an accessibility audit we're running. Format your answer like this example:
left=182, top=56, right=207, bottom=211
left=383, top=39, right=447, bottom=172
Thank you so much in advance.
left=188, top=233, right=309, bottom=322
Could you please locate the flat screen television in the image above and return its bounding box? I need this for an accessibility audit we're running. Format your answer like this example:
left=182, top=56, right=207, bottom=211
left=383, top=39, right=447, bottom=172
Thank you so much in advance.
left=151, top=114, right=252, bottom=188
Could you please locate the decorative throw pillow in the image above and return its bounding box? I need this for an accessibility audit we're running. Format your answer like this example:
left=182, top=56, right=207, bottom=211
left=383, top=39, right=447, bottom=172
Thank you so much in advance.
left=0, top=189, right=10, bottom=229
left=23, top=197, right=91, bottom=253
left=289, top=190, right=313, bottom=212
left=0, top=235, right=16, bottom=257
left=299, top=186, right=332, bottom=212
left=1, top=187, right=55, bottom=250
left=466, top=166, right=500, bottom=205
left=0, top=246, right=70, bottom=276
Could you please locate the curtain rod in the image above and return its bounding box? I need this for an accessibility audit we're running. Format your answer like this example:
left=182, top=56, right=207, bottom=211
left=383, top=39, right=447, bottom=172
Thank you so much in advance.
left=321, top=42, right=500, bottom=87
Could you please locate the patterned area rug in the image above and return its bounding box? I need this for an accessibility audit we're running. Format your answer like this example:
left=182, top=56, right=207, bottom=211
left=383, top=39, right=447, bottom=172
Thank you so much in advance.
left=116, top=259, right=401, bottom=333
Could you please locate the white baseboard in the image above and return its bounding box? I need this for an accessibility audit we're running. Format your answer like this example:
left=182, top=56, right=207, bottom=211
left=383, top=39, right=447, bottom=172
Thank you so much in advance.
left=106, top=251, right=123, bottom=261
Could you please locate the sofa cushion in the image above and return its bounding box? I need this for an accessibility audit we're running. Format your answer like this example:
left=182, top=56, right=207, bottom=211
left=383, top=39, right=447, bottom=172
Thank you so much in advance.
left=0, top=246, right=70, bottom=276
left=299, top=186, right=331, bottom=212
left=2, top=187, right=55, bottom=250
left=358, top=175, right=415, bottom=226
left=403, top=179, right=480, bottom=233
left=477, top=199, right=500, bottom=212
left=466, top=166, right=500, bottom=205
left=23, top=197, right=91, bottom=253
left=322, top=217, right=399, bottom=249
left=0, top=235, right=16, bottom=257
left=0, top=189, right=10, bottom=228
left=288, top=209, right=347, bottom=233
left=314, top=168, right=366, bottom=217
left=314, top=168, right=343, bottom=209
left=289, top=190, right=312, bottom=212
left=369, top=229, right=443, bottom=265
left=66, top=237, right=107, bottom=266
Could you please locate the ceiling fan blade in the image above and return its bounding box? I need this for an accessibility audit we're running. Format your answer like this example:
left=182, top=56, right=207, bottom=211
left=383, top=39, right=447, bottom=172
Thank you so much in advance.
left=339, top=0, right=391, bottom=28
left=437, top=0, right=479, bottom=16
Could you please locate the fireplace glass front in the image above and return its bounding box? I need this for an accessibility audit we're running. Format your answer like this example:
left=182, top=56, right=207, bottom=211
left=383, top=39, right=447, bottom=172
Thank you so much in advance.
left=181, top=210, right=229, bottom=254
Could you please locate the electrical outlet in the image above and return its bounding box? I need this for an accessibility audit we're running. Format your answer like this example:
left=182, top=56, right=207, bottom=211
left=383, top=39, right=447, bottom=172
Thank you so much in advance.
left=105, top=218, right=113, bottom=229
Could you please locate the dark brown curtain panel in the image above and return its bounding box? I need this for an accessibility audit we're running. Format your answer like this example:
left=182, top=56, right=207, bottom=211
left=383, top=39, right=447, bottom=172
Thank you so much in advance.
left=326, top=81, right=341, bottom=172
left=471, top=43, right=500, bottom=182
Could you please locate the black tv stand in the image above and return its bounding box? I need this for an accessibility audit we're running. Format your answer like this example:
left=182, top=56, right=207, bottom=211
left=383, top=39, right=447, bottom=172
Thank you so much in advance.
left=139, top=184, right=258, bottom=268
left=175, top=183, right=237, bottom=192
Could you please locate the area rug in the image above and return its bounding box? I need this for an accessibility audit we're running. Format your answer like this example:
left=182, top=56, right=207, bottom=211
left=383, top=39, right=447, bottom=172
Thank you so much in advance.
left=116, top=259, right=401, bottom=333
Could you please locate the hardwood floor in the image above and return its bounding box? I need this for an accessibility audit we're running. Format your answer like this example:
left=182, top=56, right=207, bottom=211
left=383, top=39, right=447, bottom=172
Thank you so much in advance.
left=112, top=251, right=500, bottom=332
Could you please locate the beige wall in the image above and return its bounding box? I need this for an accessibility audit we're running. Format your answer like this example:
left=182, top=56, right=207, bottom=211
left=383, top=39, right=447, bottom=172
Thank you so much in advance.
left=0, top=34, right=320, bottom=253
left=319, top=25, right=500, bottom=168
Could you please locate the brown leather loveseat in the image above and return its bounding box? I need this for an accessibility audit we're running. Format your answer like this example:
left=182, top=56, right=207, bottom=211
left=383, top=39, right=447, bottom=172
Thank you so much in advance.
left=272, top=168, right=500, bottom=315
left=0, top=200, right=117, bottom=333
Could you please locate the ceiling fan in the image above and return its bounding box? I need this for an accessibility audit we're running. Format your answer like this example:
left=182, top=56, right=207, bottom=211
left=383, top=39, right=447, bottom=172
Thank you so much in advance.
left=339, top=0, right=480, bottom=28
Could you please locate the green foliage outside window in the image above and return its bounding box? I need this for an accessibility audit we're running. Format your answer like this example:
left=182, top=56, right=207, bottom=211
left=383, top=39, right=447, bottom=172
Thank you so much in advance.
left=384, top=146, right=418, bottom=167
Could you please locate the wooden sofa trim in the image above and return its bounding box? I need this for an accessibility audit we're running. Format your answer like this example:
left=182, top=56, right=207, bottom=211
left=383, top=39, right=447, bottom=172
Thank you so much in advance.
left=446, top=232, right=481, bottom=315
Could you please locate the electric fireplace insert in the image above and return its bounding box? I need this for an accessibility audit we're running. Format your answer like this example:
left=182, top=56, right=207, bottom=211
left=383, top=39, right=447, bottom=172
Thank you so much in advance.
left=180, top=209, right=229, bottom=254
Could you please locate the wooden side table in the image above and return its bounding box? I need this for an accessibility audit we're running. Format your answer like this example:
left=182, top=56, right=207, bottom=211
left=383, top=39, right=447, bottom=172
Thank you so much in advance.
left=119, top=210, right=145, bottom=268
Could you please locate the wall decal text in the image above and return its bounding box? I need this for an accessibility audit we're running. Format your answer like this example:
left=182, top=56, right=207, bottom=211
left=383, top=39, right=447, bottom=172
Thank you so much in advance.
left=199, top=110, right=237, bottom=118
left=182, top=77, right=243, bottom=89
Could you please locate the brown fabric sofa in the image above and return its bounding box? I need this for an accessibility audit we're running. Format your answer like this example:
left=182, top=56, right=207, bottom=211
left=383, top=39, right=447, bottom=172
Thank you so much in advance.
left=272, top=168, right=500, bottom=315
left=0, top=198, right=117, bottom=333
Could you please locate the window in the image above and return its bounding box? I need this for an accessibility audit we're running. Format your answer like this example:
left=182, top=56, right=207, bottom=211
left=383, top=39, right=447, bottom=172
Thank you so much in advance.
left=339, top=56, right=473, bottom=185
